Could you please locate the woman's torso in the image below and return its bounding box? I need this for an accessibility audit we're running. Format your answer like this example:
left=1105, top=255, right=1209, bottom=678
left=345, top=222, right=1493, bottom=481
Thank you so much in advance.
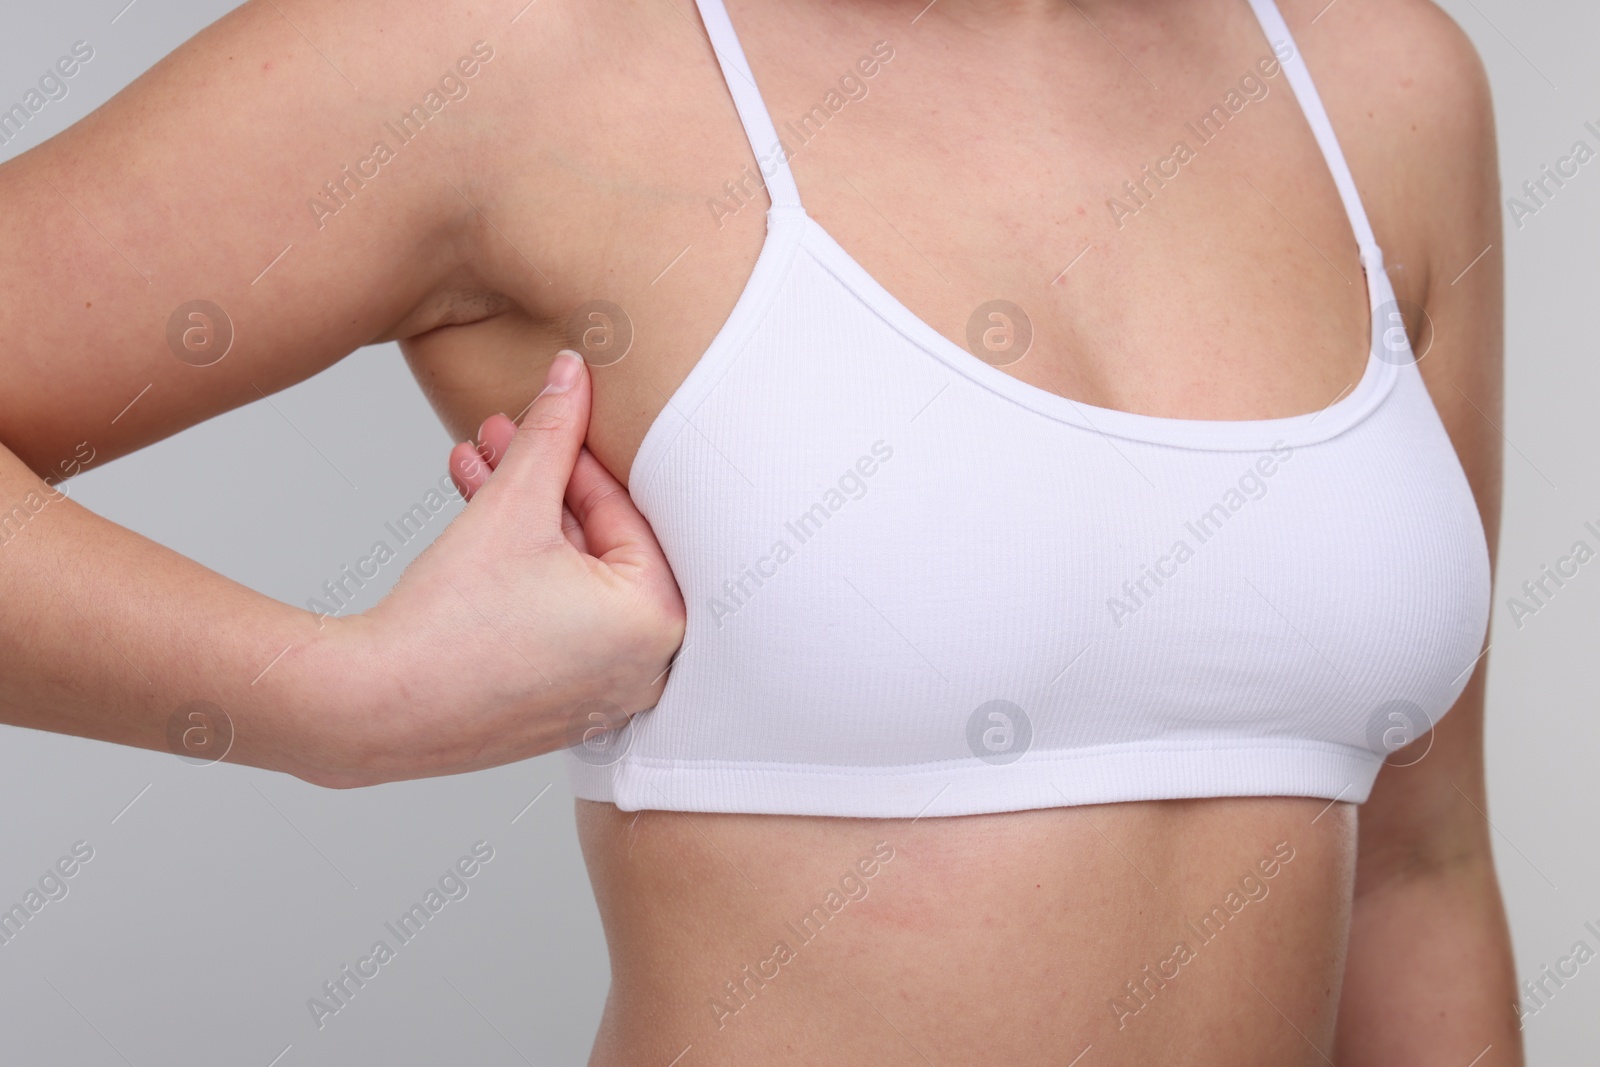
left=397, top=0, right=1458, bottom=1060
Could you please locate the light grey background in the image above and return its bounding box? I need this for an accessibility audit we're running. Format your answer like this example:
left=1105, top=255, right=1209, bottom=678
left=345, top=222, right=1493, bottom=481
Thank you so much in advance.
left=1, top=0, right=1595, bottom=1063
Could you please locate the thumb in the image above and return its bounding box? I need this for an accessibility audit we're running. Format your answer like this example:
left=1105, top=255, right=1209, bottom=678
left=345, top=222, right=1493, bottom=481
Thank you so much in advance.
left=480, top=349, right=590, bottom=530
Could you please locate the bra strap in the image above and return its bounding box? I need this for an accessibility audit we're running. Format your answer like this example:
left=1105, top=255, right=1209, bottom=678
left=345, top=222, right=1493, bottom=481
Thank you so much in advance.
left=1244, top=0, right=1383, bottom=271
left=691, top=0, right=805, bottom=211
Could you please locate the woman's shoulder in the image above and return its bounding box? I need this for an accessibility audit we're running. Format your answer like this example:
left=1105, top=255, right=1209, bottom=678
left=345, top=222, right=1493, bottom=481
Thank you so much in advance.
left=1280, top=0, right=1491, bottom=101
left=1282, top=0, right=1497, bottom=292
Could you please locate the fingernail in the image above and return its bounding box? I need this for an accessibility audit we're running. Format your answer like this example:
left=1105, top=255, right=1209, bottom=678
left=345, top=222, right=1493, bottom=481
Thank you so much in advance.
left=545, top=349, right=584, bottom=393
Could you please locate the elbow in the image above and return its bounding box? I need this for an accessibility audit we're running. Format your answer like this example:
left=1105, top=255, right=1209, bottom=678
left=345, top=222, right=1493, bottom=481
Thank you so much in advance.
left=1354, top=825, right=1499, bottom=902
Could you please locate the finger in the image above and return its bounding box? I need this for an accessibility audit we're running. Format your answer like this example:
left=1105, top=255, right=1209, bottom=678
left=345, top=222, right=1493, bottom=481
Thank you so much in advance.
left=564, top=446, right=665, bottom=567
left=560, top=503, right=589, bottom=554
left=477, top=349, right=590, bottom=531
left=449, top=441, right=491, bottom=501
left=476, top=413, right=518, bottom=471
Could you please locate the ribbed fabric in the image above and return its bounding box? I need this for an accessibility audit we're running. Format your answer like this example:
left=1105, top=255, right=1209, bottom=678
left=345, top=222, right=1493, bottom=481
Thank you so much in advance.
left=564, top=0, right=1493, bottom=817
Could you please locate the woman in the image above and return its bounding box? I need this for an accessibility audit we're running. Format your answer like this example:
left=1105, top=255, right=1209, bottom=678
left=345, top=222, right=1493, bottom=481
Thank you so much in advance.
left=0, top=0, right=1516, bottom=1062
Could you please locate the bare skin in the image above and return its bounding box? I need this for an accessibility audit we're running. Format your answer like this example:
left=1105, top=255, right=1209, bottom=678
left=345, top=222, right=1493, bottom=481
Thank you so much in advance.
left=0, top=0, right=1515, bottom=1062
left=439, top=0, right=1515, bottom=1062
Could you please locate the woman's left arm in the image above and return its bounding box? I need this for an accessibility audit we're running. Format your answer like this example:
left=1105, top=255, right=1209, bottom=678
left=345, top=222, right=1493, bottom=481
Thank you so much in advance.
left=1328, top=1, right=1519, bottom=1061
left=1338, top=678, right=1522, bottom=1066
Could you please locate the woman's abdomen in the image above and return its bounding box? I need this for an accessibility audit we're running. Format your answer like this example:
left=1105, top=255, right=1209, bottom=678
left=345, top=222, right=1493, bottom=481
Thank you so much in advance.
left=575, top=795, right=1356, bottom=1066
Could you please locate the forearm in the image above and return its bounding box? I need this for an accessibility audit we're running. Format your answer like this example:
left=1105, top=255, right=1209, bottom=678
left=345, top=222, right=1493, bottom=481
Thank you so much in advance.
left=0, top=349, right=682, bottom=789
left=0, top=444, right=370, bottom=783
left=1336, top=852, right=1523, bottom=1065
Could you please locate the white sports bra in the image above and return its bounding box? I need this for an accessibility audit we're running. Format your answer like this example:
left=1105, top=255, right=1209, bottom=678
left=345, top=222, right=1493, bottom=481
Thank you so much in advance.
left=564, top=0, right=1492, bottom=817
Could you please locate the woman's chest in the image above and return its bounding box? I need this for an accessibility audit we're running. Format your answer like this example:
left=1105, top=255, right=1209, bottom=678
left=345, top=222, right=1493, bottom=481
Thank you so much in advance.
left=402, top=0, right=1425, bottom=489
